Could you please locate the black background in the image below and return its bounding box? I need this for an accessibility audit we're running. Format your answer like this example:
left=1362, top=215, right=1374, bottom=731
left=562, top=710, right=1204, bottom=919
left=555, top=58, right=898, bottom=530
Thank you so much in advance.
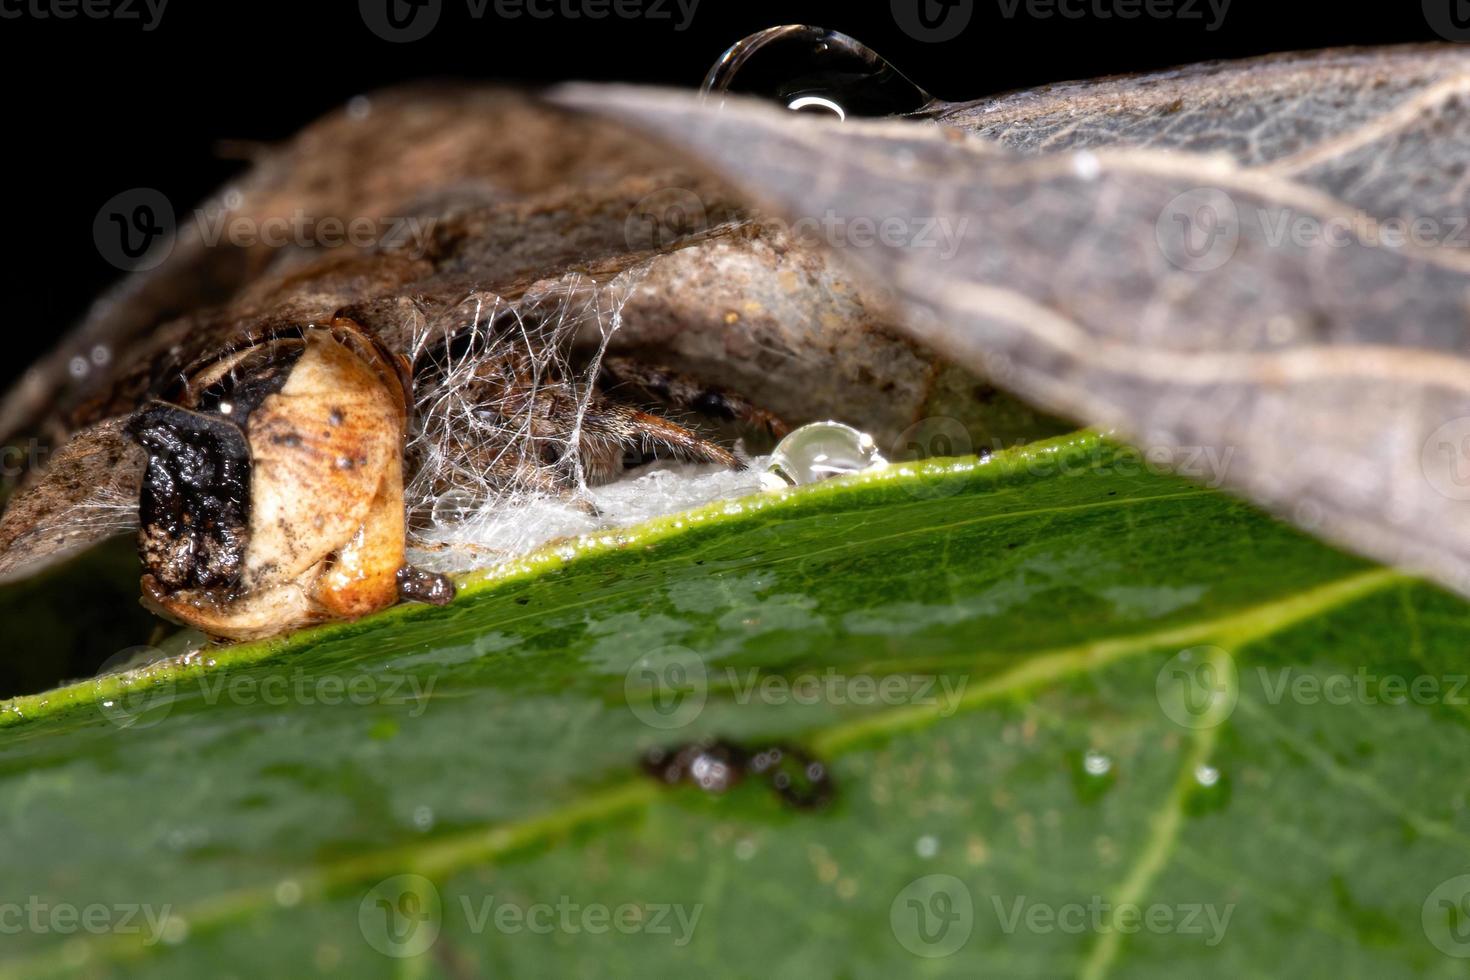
left=0, top=0, right=1447, bottom=382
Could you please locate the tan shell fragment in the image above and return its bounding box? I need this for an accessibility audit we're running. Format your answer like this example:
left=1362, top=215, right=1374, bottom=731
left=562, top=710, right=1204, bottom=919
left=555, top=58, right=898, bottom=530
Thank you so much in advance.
left=144, top=321, right=411, bottom=639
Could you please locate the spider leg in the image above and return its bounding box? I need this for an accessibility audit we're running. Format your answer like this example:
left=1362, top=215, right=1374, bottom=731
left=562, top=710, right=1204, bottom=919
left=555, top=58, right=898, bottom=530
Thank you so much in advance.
left=599, top=356, right=790, bottom=438
left=577, top=396, right=741, bottom=483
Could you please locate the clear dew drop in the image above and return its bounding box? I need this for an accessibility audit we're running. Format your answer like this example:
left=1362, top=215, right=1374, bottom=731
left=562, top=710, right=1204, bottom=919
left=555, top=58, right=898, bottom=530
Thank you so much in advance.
left=431, top=489, right=479, bottom=529
left=762, top=421, right=887, bottom=489
left=412, top=804, right=435, bottom=831
left=1083, top=749, right=1113, bottom=777
left=915, top=834, right=939, bottom=858
left=1194, top=764, right=1220, bottom=787
left=274, top=879, right=302, bottom=907
left=701, top=25, right=933, bottom=120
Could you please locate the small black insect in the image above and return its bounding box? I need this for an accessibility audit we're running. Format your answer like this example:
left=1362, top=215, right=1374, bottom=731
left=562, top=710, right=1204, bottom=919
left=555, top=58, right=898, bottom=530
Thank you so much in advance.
left=641, top=737, right=834, bottom=810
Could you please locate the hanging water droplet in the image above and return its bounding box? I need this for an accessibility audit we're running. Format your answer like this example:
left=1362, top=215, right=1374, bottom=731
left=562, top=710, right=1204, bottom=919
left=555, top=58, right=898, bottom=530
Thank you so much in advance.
left=1194, top=764, right=1220, bottom=787
left=1083, top=749, right=1113, bottom=777
left=762, top=421, right=887, bottom=489
left=702, top=25, right=933, bottom=120
left=431, top=489, right=479, bottom=529
left=915, top=834, right=940, bottom=858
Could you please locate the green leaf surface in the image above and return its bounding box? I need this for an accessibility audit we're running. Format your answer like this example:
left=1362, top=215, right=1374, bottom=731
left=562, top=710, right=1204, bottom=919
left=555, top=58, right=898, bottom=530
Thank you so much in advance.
left=1, top=433, right=1465, bottom=978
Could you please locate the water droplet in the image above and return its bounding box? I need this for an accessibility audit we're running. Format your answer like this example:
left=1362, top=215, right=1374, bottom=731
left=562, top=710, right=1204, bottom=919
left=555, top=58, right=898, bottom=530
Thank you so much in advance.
left=160, top=915, right=189, bottom=945
left=90, top=344, right=111, bottom=366
left=1071, top=748, right=1118, bottom=804
left=68, top=356, right=89, bottom=379
left=915, top=834, right=939, bottom=858
left=762, top=421, right=887, bottom=489
left=274, top=879, right=302, bottom=907
left=734, top=838, right=758, bottom=860
left=431, top=489, right=479, bottom=528
left=346, top=95, right=372, bottom=120
left=702, top=25, right=933, bottom=119
left=412, top=804, right=435, bottom=830
left=1194, top=764, right=1220, bottom=787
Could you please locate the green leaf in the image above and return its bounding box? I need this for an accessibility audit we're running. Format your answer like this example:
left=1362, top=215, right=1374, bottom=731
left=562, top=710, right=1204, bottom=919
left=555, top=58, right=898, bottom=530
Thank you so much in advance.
left=0, top=433, right=1464, bottom=978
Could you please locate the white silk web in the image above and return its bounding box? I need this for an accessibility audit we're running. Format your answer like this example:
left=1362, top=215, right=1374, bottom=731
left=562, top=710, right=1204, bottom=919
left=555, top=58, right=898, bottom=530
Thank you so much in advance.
left=402, top=268, right=765, bottom=573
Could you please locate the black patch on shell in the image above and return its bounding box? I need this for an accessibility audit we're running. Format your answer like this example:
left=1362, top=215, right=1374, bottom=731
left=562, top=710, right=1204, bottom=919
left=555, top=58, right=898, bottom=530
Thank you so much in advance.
left=126, top=401, right=251, bottom=593
left=194, top=342, right=304, bottom=420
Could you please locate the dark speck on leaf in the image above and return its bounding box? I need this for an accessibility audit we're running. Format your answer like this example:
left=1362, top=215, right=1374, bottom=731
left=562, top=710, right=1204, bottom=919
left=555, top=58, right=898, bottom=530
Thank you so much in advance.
left=641, top=738, right=834, bottom=810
